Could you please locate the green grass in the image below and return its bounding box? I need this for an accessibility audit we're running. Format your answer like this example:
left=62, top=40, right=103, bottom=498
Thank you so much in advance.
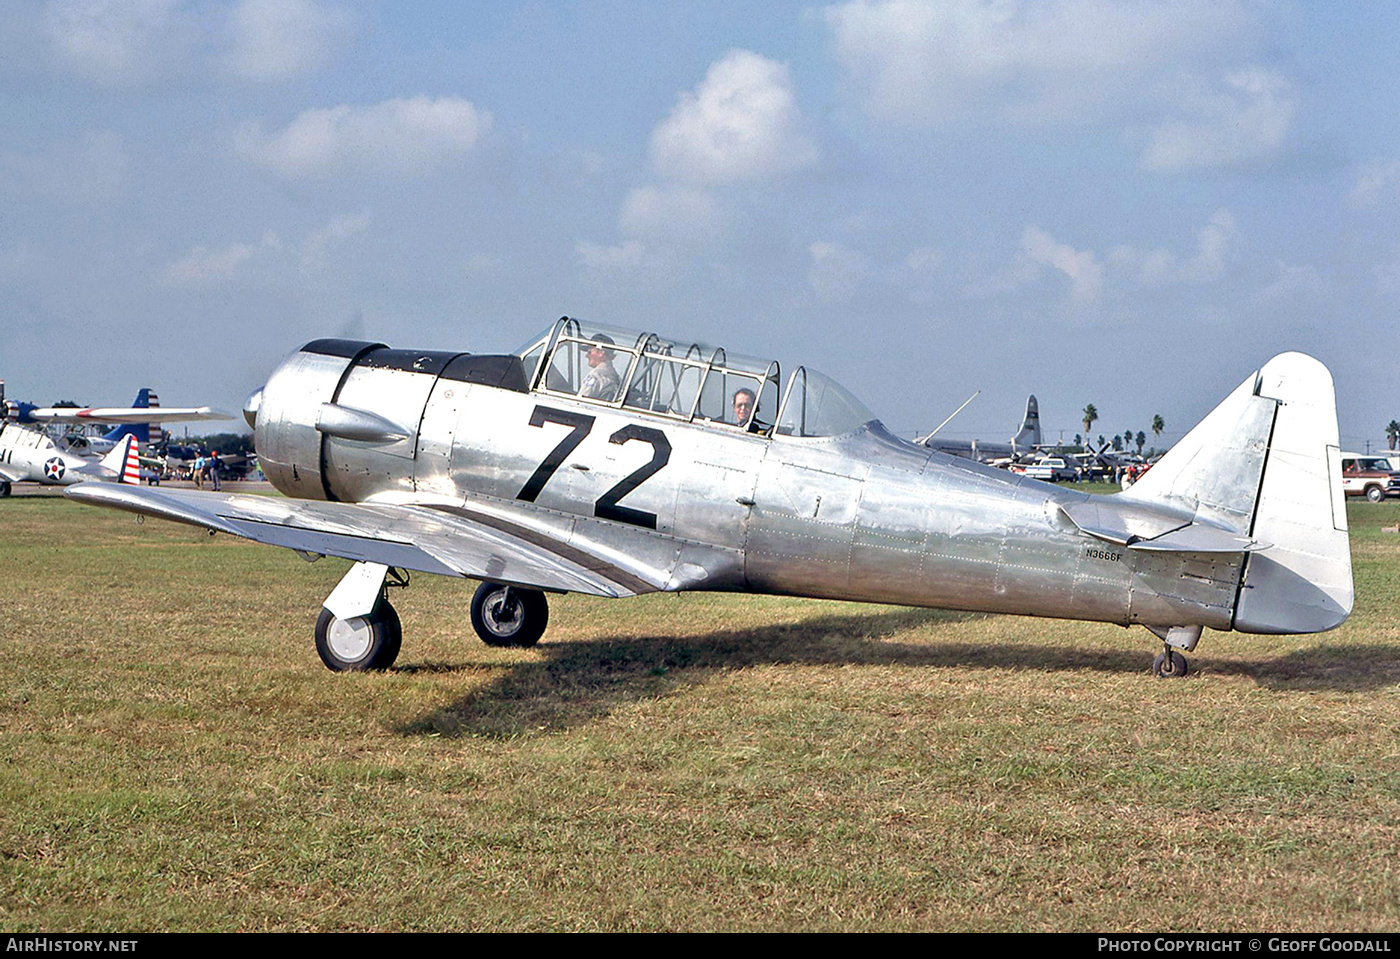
left=2, top=491, right=1400, bottom=930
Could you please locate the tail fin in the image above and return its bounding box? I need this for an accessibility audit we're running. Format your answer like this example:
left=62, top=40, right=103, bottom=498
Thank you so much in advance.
left=1121, top=353, right=1352, bottom=633
left=1010, top=395, right=1040, bottom=452
left=99, top=434, right=142, bottom=485
left=102, top=388, right=156, bottom=447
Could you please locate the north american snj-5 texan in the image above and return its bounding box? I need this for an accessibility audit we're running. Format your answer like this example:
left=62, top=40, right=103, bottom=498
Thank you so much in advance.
left=67, top=317, right=1353, bottom=678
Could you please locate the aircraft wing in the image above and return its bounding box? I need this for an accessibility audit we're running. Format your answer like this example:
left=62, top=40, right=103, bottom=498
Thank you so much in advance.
left=63, top=483, right=663, bottom=599
left=29, top=406, right=230, bottom=424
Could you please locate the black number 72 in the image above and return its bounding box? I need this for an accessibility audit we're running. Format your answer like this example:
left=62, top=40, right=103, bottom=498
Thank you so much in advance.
left=516, top=405, right=672, bottom=530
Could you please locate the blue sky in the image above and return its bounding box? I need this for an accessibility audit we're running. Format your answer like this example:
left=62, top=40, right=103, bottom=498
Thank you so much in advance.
left=3, top=1, right=1398, bottom=450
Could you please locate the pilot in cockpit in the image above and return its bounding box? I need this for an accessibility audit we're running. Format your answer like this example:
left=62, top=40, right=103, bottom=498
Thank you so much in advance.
left=732, top=388, right=756, bottom=428
left=579, top=335, right=621, bottom=401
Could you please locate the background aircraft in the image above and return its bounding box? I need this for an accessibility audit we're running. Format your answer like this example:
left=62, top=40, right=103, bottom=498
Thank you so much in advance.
left=0, top=425, right=139, bottom=495
left=3, top=384, right=228, bottom=452
left=68, top=318, right=1352, bottom=679
left=919, top=395, right=1041, bottom=463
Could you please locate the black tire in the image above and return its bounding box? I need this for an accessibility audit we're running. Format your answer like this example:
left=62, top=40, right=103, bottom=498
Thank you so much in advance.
left=470, top=582, right=548, bottom=648
left=1366, top=485, right=1386, bottom=503
left=1152, top=649, right=1189, bottom=679
left=0, top=481, right=10, bottom=497
left=315, top=600, right=401, bottom=671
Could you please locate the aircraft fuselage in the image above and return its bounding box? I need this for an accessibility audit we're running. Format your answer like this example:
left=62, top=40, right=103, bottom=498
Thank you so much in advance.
left=252, top=343, right=1241, bottom=633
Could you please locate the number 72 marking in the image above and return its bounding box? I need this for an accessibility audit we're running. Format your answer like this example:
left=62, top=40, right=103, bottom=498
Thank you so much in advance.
left=516, top=405, right=672, bottom=530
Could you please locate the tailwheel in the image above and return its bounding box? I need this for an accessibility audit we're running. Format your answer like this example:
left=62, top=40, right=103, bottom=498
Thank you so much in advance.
left=471, top=582, right=548, bottom=648
left=1152, top=648, right=1189, bottom=679
left=315, top=599, right=402, bottom=671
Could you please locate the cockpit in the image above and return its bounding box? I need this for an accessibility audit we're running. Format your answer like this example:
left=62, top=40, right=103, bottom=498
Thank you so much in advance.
left=516, top=317, right=875, bottom=439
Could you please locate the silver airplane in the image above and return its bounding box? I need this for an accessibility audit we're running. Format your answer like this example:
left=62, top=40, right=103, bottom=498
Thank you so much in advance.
left=66, top=317, right=1353, bottom=678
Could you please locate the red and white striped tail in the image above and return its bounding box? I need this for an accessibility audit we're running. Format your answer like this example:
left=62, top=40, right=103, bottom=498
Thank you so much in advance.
left=120, top=435, right=140, bottom=485
left=99, top=434, right=141, bottom=484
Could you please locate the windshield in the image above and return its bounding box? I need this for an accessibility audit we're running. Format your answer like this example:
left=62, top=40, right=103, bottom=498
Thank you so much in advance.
left=775, top=366, right=876, bottom=437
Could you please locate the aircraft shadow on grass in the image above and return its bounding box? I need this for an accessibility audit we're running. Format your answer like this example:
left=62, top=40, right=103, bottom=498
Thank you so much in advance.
left=392, top=608, right=1400, bottom=738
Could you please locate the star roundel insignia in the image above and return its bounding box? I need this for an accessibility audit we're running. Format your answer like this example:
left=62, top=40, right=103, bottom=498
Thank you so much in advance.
left=44, top=457, right=66, bottom=481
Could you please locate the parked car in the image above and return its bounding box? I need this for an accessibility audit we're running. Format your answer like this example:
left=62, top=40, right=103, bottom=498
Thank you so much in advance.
left=1340, top=453, right=1400, bottom=502
left=1023, top=456, right=1080, bottom=482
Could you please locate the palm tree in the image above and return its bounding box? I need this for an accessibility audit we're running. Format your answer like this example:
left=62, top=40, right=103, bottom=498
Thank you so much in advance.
left=1082, top=404, right=1098, bottom=442
left=1387, top=420, right=1400, bottom=451
left=1151, top=414, right=1165, bottom=445
left=1135, top=431, right=1146, bottom=454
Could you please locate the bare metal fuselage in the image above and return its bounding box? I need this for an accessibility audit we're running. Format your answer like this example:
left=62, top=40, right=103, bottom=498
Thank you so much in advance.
left=254, top=344, right=1236, bottom=632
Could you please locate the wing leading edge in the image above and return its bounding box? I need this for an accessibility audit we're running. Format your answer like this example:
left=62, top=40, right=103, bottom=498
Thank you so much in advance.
left=63, top=482, right=662, bottom=599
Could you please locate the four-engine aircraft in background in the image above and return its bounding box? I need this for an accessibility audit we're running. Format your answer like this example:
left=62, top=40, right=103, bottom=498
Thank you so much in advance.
left=919, top=394, right=1042, bottom=463
left=66, top=316, right=1354, bottom=678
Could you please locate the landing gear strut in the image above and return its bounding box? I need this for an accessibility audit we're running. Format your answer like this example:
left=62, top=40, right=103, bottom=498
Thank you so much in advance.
left=314, top=562, right=407, bottom=671
left=471, top=581, right=548, bottom=648
left=1152, top=647, right=1188, bottom=678
left=1146, top=624, right=1200, bottom=679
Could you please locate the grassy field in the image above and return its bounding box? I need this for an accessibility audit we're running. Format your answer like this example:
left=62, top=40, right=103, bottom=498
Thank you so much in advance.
left=2, top=487, right=1399, bottom=931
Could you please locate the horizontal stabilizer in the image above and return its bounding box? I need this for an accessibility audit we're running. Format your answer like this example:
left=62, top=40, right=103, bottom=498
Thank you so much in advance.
left=1126, top=525, right=1262, bottom=554
left=1060, top=498, right=1262, bottom=554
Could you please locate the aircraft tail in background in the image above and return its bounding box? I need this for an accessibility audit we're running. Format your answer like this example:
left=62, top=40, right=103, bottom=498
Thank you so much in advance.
left=1010, top=395, right=1040, bottom=451
left=95, top=434, right=141, bottom=485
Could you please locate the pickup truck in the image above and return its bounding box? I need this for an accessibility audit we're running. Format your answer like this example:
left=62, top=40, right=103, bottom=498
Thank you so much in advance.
left=1340, top=453, right=1400, bottom=502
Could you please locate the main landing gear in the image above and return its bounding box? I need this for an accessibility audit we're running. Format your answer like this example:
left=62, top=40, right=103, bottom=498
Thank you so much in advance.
left=1146, top=624, right=1201, bottom=679
left=470, top=581, right=549, bottom=648
left=315, top=562, right=408, bottom=671
left=312, top=564, right=553, bottom=670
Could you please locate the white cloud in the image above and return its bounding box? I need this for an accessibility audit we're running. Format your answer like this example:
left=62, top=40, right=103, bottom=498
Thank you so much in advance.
left=808, top=241, right=870, bottom=301
left=575, top=240, right=646, bottom=271
left=44, top=0, right=193, bottom=85
left=225, top=0, right=351, bottom=80
left=1110, top=210, right=1238, bottom=286
left=649, top=49, right=818, bottom=186
left=164, top=231, right=280, bottom=285
left=619, top=185, right=724, bottom=242
left=236, top=96, right=491, bottom=178
left=825, top=0, right=1252, bottom=125
left=1141, top=70, right=1294, bottom=172
left=1021, top=226, right=1103, bottom=303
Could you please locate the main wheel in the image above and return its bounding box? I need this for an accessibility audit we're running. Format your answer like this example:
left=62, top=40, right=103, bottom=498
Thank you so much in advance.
left=1366, top=485, right=1386, bottom=503
left=470, top=582, right=548, bottom=648
left=315, top=600, right=402, bottom=671
left=0, top=480, right=10, bottom=497
left=1152, top=649, right=1189, bottom=679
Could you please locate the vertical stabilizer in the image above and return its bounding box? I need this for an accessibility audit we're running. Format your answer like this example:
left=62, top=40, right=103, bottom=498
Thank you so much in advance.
left=1233, top=354, right=1352, bottom=633
left=1121, top=353, right=1352, bottom=634
left=1010, top=395, right=1040, bottom=451
left=99, top=434, right=141, bottom=484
